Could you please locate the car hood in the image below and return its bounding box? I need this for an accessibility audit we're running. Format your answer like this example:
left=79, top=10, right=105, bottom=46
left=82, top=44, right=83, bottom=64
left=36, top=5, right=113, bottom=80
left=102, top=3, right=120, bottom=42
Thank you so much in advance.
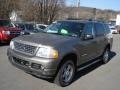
left=14, top=33, right=77, bottom=47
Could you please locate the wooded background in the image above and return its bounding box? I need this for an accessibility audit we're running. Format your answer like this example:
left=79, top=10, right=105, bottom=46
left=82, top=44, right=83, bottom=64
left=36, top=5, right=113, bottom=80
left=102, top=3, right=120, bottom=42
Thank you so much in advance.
left=0, top=0, right=119, bottom=24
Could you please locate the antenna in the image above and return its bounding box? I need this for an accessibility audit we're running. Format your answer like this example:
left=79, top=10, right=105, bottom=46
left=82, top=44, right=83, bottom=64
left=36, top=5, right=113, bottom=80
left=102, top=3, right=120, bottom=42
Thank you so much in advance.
left=78, top=0, right=80, bottom=7
left=76, top=0, right=80, bottom=18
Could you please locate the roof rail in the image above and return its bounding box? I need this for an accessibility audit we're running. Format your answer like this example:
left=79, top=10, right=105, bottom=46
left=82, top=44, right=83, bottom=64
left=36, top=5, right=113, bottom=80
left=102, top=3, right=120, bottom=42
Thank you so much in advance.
left=66, top=18, right=106, bottom=23
left=66, top=18, right=85, bottom=20
left=66, top=18, right=95, bottom=21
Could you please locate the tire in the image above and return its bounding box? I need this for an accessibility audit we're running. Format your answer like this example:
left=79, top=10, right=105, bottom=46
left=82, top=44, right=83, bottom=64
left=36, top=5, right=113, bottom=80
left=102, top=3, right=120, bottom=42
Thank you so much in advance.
left=102, top=48, right=110, bottom=64
left=54, top=60, right=75, bottom=87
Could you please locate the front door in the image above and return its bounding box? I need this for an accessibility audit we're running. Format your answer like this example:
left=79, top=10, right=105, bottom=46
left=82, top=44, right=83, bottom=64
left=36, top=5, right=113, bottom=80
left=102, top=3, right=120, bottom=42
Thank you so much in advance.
left=77, top=22, right=98, bottom=65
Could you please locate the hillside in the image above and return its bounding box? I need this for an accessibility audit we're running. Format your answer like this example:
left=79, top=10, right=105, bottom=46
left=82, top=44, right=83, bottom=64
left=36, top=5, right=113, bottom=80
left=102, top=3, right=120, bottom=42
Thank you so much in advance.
left=58, top=6, right=120, bottom=21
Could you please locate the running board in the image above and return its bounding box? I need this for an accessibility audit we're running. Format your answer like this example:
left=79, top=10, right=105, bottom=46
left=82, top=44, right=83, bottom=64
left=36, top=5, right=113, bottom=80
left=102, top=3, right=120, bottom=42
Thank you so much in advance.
left=77, top=59, right=101, bottom=72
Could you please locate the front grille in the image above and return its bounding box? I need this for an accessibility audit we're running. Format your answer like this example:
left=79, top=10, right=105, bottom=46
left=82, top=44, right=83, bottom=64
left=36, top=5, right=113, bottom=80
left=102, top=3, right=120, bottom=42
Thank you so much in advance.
left=10, top=31, right=20, bottom=35
left=14, top=42, right=37, bottom=55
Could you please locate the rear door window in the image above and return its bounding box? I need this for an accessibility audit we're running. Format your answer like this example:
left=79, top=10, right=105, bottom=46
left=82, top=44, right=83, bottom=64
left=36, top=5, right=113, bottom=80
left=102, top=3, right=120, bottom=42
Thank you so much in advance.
left=94, top=23, right=105, bottom=36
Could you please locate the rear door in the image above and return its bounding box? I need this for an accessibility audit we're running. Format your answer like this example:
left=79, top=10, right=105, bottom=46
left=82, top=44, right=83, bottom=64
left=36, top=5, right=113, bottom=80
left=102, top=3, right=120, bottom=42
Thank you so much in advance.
left=94, top=23, right=107, bottom=56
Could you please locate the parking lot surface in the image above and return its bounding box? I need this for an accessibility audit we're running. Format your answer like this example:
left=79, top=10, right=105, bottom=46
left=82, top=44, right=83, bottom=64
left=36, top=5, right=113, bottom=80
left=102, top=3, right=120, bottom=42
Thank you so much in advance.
left=0, top=35, right=120, bottom=90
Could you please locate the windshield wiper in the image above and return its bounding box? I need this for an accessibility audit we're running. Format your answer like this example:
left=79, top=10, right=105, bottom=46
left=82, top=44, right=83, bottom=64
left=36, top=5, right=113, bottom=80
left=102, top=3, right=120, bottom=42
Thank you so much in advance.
left=47, top=32, right=78, bottom=37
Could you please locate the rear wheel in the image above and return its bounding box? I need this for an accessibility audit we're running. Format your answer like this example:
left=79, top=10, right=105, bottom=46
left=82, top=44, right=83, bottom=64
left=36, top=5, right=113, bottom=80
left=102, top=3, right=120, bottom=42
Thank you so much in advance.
left=102, top=48, right=110, bottom=64
left=54, top=60, right=75, bottom=87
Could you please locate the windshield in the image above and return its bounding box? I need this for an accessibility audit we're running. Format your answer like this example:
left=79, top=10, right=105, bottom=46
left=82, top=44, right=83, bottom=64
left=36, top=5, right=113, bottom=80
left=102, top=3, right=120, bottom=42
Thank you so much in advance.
left=38, top=25, right=46, bottom=29
left=44, top=21, right=85, bottom=37
left=25, top=24, right=35, bottom=30
left=0, top=20, right=13, bottom=27
left=111, top=28, right=116, bottom=29
left=16, top=23, right=25, bottom=30
left=25, top=24, right=40, bottom=32
left=16, top=23, right=39, bottom=33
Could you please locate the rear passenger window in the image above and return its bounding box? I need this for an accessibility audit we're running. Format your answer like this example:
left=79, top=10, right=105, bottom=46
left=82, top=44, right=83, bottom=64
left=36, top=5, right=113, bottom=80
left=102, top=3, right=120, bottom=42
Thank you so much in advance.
left=95, top=23, right=105, bottom=36
left=84, top=23, right=94, bottom=35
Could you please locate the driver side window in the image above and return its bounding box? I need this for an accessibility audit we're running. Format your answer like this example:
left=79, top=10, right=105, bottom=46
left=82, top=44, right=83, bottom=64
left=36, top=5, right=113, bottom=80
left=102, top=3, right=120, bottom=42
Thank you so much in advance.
left=81, top=23, right=95, bottom=40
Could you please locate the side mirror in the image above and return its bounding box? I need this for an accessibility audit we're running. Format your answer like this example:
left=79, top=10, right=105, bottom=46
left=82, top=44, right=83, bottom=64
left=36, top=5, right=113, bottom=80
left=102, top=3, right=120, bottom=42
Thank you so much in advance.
left=82, top=34, right=94, bottom=40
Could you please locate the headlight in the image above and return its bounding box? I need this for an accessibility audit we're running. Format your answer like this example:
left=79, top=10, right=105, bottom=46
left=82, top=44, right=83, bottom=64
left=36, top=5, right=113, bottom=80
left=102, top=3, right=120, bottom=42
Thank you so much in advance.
left=36, top=46, right=58, bottom=59
left=10, top=41, right=14, bottom=49
left=2, top=31, right=10, bottom=35
left=20, top=31, right=25, bottom=35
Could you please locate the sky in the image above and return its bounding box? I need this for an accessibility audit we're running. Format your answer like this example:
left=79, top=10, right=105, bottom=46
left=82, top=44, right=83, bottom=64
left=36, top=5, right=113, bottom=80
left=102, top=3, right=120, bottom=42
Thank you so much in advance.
left=66, top=0, right=120, bottom=11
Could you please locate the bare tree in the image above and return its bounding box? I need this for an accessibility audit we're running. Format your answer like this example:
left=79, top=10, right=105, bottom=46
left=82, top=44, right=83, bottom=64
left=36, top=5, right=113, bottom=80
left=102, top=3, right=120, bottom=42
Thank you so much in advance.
left=0, top=0, right=20, bottom=18
left=20, top=0, right=65, bottom=24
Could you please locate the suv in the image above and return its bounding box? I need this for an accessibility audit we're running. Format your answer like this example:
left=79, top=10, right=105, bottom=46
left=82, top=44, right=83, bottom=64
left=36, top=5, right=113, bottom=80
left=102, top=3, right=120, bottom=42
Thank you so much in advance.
left=7, top=20, right=113, bottom=87
left=0, top=19, right=21, bottom=43
left=14, top=22, right=39, bottom=35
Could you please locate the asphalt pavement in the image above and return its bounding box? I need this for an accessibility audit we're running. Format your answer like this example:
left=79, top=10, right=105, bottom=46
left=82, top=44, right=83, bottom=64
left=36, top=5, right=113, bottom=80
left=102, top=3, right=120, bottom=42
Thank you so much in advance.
left=0, top=35, right=120, bottom=90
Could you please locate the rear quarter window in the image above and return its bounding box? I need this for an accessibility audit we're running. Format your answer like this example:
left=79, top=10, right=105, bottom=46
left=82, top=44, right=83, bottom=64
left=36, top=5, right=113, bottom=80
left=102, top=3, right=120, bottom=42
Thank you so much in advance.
left=104, top=24, right=111, bottom=34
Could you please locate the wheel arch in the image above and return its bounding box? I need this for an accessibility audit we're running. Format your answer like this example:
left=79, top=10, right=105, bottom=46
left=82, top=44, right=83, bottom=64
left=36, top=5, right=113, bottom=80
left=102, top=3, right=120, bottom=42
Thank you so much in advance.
left=105, top=44, right=111, bottom=51
left=55, top=53, right=78, bottom=75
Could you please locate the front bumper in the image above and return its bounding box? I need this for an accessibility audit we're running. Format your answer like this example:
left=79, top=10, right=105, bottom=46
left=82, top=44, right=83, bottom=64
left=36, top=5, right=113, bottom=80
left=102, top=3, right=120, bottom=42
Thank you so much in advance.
left=7, top=48, right=59, bottom=79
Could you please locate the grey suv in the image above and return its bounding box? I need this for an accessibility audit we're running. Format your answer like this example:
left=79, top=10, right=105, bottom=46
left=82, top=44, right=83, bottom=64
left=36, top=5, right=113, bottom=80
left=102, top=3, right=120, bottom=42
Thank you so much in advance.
left=7, top=20, right=113, bottom=87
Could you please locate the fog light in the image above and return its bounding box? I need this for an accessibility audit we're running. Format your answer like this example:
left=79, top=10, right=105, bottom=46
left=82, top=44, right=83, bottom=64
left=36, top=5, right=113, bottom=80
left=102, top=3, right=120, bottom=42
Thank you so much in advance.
left=31, top=63, right=44, bottom=70
left=41, top=65, right=45, bottom=70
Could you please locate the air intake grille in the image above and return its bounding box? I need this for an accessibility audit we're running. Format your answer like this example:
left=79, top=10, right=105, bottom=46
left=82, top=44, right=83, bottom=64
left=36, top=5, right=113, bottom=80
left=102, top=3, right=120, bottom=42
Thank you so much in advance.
left=14, top=42, right=37, bottom=55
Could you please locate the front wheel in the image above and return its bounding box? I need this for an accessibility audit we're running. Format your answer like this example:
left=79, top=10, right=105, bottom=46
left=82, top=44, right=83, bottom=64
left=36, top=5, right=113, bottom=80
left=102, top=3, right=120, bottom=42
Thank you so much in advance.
left=102, top=48, right=110, bottom=64
left=54, top=60, right=75, bottom=87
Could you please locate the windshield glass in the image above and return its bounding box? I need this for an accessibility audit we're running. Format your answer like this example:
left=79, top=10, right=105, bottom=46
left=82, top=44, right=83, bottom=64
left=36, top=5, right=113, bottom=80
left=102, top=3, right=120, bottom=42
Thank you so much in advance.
left=25, top=24, right=39, bottom=33
left=44, top=21, right=85, bottom=37
left=0, top=20, right=13, bottom=27
left=25, top=24, right=35, bottom=30
left=38, top=25, right=46, bottom=29
left=16, top=23, right=39, bottom=33
left=16, top=23, right=25, bottom=30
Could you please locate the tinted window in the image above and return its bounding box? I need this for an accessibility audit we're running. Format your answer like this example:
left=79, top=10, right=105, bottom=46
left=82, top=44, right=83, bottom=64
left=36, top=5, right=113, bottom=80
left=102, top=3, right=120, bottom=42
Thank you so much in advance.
left=16, top=24, right=25, bottom=30
left=104, top=24, right=111, bottom=34
left=44, top=21, right=85, bottom=37
left=25, top=24, right=35, bottom=30
left=39, top=25, right=46, bottom=29
left=83, top=23, right=94, bottom=35
left=94, top=23, right=105, bottom=36
left=0, top=20, right=13, bottom=27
